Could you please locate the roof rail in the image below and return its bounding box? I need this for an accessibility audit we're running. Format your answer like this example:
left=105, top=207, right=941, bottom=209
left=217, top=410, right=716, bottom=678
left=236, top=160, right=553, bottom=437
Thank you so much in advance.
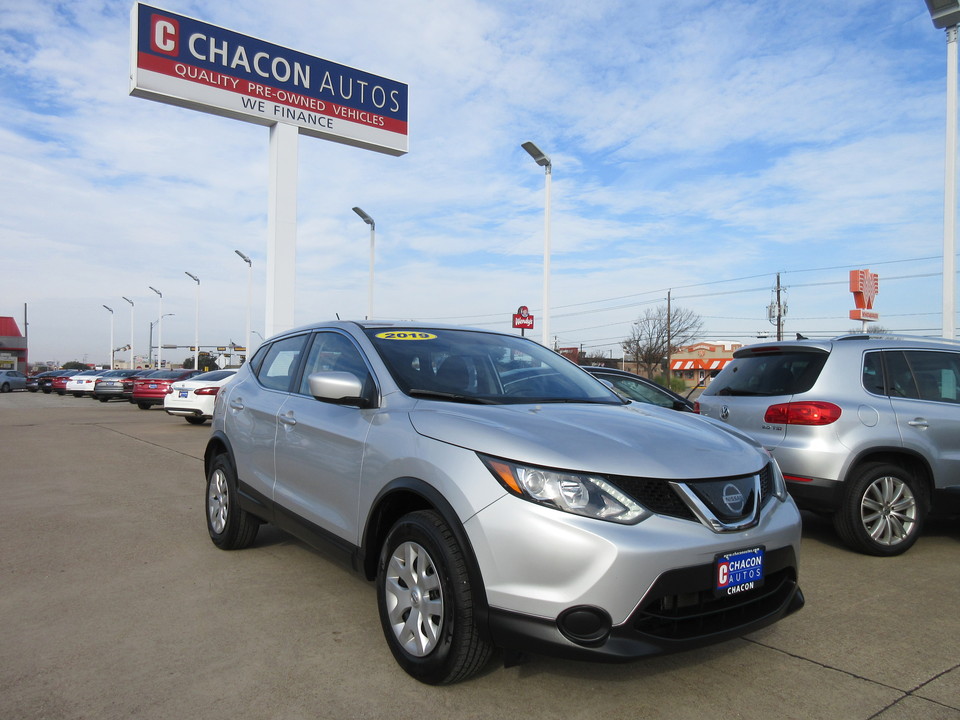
left=833, top=333, right=960, bottom=346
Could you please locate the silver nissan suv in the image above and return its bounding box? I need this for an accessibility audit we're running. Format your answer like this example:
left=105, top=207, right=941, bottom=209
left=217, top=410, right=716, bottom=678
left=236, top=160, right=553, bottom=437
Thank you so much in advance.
left=696, top=334, right=960, bottom=556
left=204, top=321, right=804, bottom=684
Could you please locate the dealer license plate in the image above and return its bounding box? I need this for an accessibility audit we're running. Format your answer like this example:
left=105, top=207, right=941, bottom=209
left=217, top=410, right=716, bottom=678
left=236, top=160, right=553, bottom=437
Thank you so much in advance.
left=179, top=391, right=189, bottom=398
left=148, top=384, right=158, bottom=389
left=715, top=546, right=764, bottom=597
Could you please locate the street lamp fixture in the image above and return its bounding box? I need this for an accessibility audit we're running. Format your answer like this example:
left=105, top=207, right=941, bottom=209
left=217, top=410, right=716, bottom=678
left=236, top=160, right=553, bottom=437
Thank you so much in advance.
left=185, top=271, right=200, bottom=371
left=927, top=0, right=960, bottom=339
left=235, top=250, right=253, bottom=360
left=122, top=296, right=134, bottom=368
left=927, top=0, right=960, bottom=28
left=352, top=206, right=376, bottom=320
left=522, top=141, right=553, bottom=347
left=149, top=286, right=163, bottom=368
left=102, top=305, right=114, bottom=369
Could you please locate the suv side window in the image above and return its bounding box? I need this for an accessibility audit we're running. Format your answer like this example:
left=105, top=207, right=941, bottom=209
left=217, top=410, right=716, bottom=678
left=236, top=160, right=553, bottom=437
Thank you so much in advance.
left=884, top=351, right=920, bottom=400
left=861, top=352, right=885, bottom=396
left=297, top=332, right=371, bottom=396
left=902, top=350, right=960, bottom=404
left=256, top=335, right=308, bottom=392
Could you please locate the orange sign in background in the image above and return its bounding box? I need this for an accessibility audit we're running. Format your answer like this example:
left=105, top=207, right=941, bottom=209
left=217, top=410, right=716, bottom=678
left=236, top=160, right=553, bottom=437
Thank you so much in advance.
left=849, top=269, right=879, bottom=322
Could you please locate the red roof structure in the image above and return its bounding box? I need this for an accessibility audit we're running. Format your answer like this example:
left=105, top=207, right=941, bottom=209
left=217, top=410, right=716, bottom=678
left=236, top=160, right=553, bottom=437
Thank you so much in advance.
left=0, top=316, right=23, bottom=338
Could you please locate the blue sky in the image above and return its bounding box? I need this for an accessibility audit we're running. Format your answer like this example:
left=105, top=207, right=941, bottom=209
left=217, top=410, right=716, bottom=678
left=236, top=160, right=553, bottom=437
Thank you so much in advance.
left=0, top=0, right=953, bottom=365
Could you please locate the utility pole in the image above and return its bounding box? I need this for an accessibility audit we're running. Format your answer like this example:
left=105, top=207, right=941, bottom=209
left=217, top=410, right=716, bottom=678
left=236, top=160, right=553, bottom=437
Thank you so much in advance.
left=666, top=290, right=672, bottom=382
left=776, top=273, right=783, bottom=341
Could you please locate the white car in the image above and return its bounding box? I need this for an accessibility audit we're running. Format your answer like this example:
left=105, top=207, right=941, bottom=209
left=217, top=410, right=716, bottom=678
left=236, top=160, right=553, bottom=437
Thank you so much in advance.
left=164, top=370, right=237, bottom=424
left=65, top=369, right=110, bottom=397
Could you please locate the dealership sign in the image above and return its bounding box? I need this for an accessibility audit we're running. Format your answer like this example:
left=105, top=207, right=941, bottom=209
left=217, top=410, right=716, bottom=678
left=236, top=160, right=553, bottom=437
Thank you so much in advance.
left=129, top=3, right=408, bottom=156
left=849, top=269, right=879, bottom=322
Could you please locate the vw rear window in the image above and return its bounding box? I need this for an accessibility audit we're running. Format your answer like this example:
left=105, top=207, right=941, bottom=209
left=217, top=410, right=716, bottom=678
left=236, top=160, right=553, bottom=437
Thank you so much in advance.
left=711, top=351, right=827, bottom=397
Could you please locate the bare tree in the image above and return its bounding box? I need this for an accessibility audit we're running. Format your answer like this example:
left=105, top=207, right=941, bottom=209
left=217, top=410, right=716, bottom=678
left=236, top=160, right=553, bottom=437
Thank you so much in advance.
left=621, top=305, right=703, bottom=377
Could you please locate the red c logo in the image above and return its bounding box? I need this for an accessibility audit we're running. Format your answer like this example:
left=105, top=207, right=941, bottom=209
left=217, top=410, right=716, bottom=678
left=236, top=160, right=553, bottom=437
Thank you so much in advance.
left=150, top=15, right=179, bottom=56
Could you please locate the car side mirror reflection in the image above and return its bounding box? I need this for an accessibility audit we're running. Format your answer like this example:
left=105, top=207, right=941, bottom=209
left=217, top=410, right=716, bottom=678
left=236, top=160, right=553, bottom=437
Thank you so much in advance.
left=307, top=371, right=372, bottom=407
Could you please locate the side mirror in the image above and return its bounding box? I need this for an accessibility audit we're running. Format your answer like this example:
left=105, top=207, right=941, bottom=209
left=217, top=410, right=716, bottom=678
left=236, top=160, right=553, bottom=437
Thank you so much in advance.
left=307, top=371, right=372, bottom=407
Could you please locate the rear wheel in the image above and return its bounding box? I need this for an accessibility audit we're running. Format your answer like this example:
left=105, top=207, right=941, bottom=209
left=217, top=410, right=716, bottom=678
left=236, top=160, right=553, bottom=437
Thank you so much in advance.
left=0, top=383, right=9, bottom=393
left=137, top=401, right=151, bottom=410
left=833, top=462, right=926, bottom=556
left=185, top=416, right=207, bottom=425
left=206, top=454, right=259, bottom=550
left=376, top=510, right=492, bottom=685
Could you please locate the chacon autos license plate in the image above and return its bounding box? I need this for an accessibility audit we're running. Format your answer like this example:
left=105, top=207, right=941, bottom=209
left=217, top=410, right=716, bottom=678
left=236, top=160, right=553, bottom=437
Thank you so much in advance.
left=715, top=546, right=764, bottom=597
left=179, top=390, right=188, bottom=398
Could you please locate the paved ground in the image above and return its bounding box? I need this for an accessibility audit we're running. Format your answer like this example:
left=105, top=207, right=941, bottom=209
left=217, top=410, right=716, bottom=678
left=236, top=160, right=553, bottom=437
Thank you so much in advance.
left=1, top=390, right=958, bottom=720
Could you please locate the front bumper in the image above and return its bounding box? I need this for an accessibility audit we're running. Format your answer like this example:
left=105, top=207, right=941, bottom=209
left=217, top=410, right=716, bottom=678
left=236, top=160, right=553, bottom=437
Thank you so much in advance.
left=487, top=545, right=803, bottom=661
left=464, top=484, right=803, bottom=660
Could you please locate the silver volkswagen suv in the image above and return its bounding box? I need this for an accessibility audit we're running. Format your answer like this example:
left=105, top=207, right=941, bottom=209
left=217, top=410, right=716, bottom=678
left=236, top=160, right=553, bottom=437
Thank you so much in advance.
left=697, top=334, right=960, bottom=556
left=204, top=321, right=803, bottom=684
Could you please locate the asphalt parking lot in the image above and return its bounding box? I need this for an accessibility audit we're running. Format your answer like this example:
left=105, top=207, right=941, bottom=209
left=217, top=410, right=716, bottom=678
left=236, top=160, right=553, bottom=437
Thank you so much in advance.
left=1, top=391, right=958, bottom=720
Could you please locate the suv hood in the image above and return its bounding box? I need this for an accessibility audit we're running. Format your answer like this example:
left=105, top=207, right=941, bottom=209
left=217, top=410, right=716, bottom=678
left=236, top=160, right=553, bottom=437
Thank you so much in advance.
left=409, top=402, right=763, bottom=479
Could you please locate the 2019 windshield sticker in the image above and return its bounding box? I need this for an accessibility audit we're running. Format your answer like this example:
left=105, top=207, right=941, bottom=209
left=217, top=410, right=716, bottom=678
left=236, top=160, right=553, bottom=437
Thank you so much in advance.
left=374, top=331, right=437, bottom=341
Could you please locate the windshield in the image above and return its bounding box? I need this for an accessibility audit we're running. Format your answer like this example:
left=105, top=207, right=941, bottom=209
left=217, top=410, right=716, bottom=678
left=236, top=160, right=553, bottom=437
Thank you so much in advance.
left=364, top=327, right=622, bottom=405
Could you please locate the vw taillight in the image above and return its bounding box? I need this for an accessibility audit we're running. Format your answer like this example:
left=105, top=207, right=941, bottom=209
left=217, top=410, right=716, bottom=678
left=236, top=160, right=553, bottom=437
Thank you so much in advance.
left=764, top=401, right=841, bottom=426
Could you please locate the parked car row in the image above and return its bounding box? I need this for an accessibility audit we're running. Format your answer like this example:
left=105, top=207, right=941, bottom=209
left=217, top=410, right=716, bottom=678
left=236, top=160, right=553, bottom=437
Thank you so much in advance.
left=24, top=367, right=237, bottom=425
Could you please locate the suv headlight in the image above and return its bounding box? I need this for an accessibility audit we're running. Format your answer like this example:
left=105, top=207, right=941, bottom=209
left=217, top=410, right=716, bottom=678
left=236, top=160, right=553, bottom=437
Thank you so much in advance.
left=480, top=454, right=649, bottom=524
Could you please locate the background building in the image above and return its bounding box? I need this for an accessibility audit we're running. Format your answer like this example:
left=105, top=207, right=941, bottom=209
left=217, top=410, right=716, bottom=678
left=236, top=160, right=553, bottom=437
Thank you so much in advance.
left=0, top=317, right=27, bottom=372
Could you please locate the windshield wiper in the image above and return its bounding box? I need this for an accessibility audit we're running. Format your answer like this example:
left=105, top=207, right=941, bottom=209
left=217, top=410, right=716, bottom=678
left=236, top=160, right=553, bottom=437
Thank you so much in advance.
left=407, top=389, right=500, bottom=405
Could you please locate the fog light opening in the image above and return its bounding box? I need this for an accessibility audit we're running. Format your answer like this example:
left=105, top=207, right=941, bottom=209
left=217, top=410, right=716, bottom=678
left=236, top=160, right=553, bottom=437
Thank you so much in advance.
left=557, top=606, right=612, bottom=647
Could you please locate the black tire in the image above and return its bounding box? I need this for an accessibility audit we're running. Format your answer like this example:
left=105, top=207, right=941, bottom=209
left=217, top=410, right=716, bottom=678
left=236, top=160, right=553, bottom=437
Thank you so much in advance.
left=185, top=416, right=207, bottom=425
left=205, top=454, right=259, bottom=550
left=137, top=402, right=151, bottom=410
left=833, top=461, right=927, bottom=556
left=0, top=383, right=9, bottom=393
left=376, top=510, right=492, bottom=685
left=98, top=396, right=109, bottom=403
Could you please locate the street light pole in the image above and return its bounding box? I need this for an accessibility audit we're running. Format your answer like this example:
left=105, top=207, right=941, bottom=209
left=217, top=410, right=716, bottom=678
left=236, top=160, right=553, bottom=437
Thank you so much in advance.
left=148, top=314, right=174, bottom=368
left=352, top=207, right=376, bottom=319
left=185, top=272, right=200, bottom=370
left=522, top=141, right=553, bottom=347
left=235, top=250, right=252, bottom=360
left=122, top=297, right=134, bottom=368
left=102, top=305, right=114, bottom=369
left=927, top=0, right=960, bottom=338
left=149, top=286, right=162, bottom=368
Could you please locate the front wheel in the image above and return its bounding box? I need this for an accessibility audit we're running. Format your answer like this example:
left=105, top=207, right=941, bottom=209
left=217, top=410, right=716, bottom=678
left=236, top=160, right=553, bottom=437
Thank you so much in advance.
left=205, top=454, right=259, bottom=550
left=833, top=462, right=926, bottom=556
left=376, top=510, right=492, bottom=685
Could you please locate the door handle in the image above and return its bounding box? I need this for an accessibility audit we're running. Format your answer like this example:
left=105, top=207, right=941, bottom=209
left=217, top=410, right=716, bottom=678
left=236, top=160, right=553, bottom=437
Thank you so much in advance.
left=229, top=398, right=244, bottom=410
left=279, top=412, right=297, bottom=427
left=907, top=418, right=928, bottom=429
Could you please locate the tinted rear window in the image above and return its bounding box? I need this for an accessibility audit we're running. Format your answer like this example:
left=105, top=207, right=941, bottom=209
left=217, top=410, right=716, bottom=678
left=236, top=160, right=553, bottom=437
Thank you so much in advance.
left=710, top=351, right=828, bottom=397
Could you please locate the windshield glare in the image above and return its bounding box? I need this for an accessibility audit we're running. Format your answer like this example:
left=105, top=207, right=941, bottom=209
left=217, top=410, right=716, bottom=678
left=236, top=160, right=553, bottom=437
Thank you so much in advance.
left=364, top=328, right=621, bottom=405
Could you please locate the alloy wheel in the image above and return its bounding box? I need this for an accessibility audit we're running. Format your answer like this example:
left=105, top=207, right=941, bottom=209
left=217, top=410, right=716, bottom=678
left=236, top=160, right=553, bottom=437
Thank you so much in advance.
left=383, top=541, right=444, bottom=657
